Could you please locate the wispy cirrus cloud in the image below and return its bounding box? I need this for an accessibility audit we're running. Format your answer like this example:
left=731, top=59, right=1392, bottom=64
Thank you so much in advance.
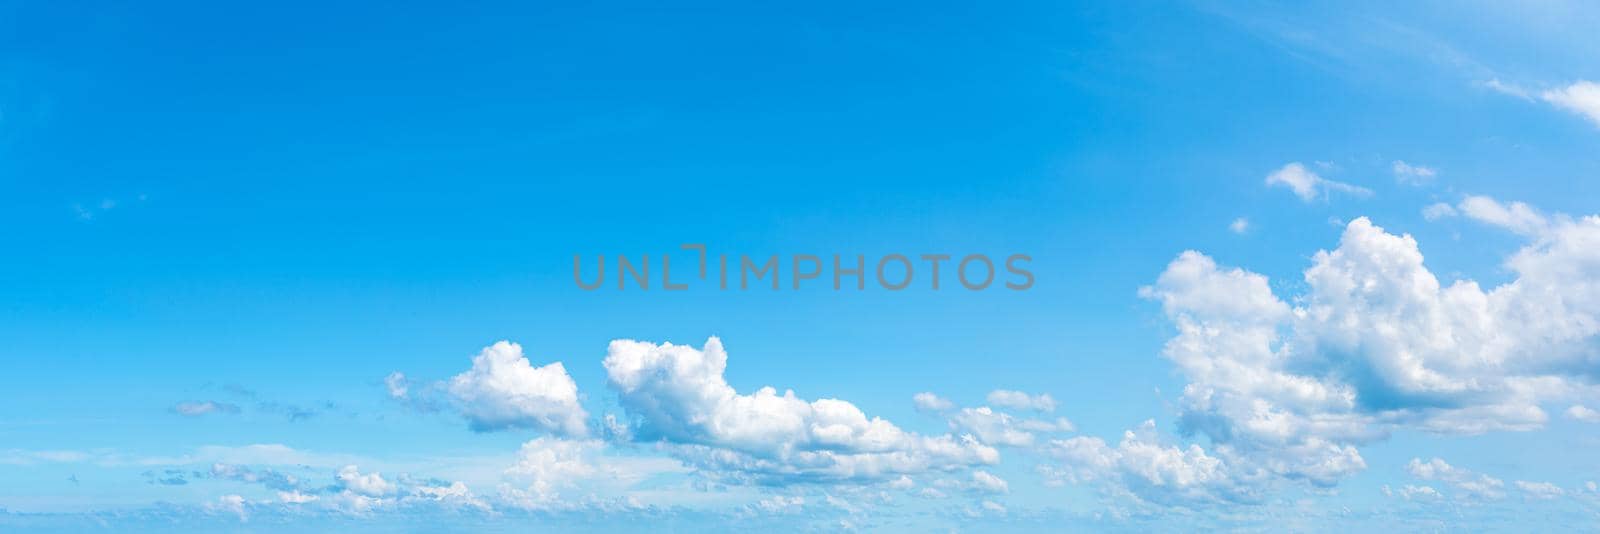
left=170, top=401, right=241, bottom=417
left=912, top=392, right=953, bottom=413
left=985, top=390, right=1057, bottom=413
left=1265, top=162, right=1372, bottom=202
left=1422, top=194, right=1555, bottom=236
left=1391, top=160, right=1437, bottom=186
left=1486, top=79, right=1600, bottom=128
left=1406, top=458, right=1505, bottom=501
left=946, top=406, right=1074, bottom=448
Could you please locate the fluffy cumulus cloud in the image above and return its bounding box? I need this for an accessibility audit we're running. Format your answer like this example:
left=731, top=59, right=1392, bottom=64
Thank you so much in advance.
left=1045, top=420, right=1257, bottom=506
left=336, top=467, right=488, bottom=514
left=337, top=465, right=397, bottom=498
left=162, top=202, right=1600, bottom=519
left=1047, top=198, right=1600, bottom=507
left=603, top=337, right=998, bottom=483
left=446, top=341, right=588, bottom=436
left=497, top=437, right=651, bottom=510
left=1265, top=162, right=1372, bottom=202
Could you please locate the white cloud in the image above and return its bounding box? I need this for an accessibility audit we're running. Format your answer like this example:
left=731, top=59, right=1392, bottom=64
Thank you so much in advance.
left=384, top=371, right=443, bottom=413
left=1229, top=217, right=1250, bottom=234
left=327, top=465, right=490, bottom=514
left=498, top=438, right=685, bottom=511
left=1515, top=480, right=1565, bottom=500
left=384, top=372, right=409, bottom=399
left=185, top=444, right=363, bottom=468
left=446, top=341, right=588, bottom=436
left=1046, top=420, right=1255, bottom=506
left=1425, top=195, right=1562, bottom=236
left=1456, top=195, right=1552, bottom=236
left=172, top=401, right=241, bottom=417
left=276, top=490, right=319, bottom=504
left=1265, top=162, right=1373, bottom=202
left=969, top=470, right=1009, bottom=494
left=1542, top=81, right=1600, bottom=128
left=211, top=463, right=301, bottom=491
left=912, top=392, right=953, bottom=412
left=0, top=449, right=91, bottom=465
left=1565, top=405, right=1600, bottom=423
left=28, top=446, right=512, bottom=517
left=1484, top=78, right=1534, bottom=100
left=752, top=494, right=805, bottom=514
left=4, top=443, right=371, bottom=469
left=1392, top=161, right=1437, bottom=186
left=208, top=494, right=248, bottom=520
left=946, top=406, right=1073, bottom=448
left=409, top=480, right=488, bottom=511
left=1421, top=202, right=1457, bottom=221
left=949, top=407, right=1035, bottom=447
left=603, top=337, right=998, bottom=483
left=337, top=465, right=396, bottom=497
left=1016, top=417, right=1077, bottom=433
left=71, top=197, right=126, bottom=222
left=1489, top=79, right=1600, bottom=128
left=498, top=437, right=603, bottom=508
left=1406, top=458, right=1505, bottom=500
left=985, top=390, right=1056, bottom=412
left=934, top=469, right=1011, bottom=496
left=1107, top=202, right=1600, bottom=503
left=1382, top=484, right=1442, bottom=502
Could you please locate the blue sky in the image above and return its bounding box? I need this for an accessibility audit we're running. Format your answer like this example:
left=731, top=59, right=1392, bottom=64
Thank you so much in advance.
left=4, top=0, right=1600, bottom=531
